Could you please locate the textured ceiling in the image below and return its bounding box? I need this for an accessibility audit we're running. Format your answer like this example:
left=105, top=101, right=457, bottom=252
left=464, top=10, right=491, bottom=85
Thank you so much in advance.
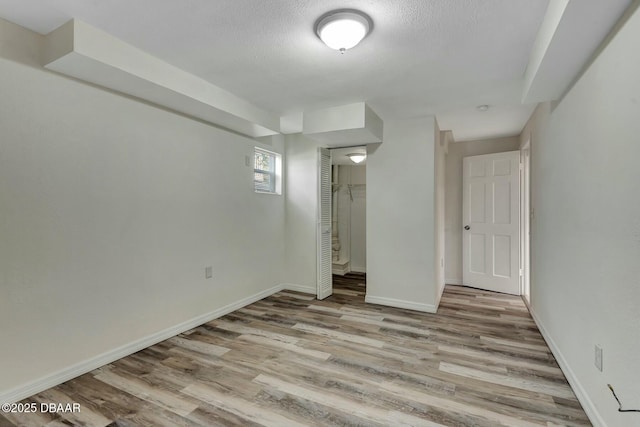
left=0, top=0, right=628, bottom=140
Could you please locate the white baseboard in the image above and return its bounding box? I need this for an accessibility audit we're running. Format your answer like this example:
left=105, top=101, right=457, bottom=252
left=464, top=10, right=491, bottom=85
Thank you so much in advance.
left=528, top=306, right=605, bottom=427
left=365, top=294, right=437, bottom=313
left=445, top=278, right=463, bottom=285
left=350, top=266, right=366, bottom=273
left=281, top=283, right=316, bottom=295
left=0, top=284, right=283, bottom=404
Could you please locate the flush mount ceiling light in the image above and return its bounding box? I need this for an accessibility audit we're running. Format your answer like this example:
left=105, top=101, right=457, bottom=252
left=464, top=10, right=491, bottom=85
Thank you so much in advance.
left=476, top=104, right=490, bottom=112
left=315, top=10, right=372, bottom=53
left=347, top=153, right=366, bottom=164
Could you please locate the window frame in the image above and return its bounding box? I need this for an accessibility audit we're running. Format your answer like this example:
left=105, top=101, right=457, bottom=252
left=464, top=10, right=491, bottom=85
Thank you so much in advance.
left=253, top=147, right=282, bottom=195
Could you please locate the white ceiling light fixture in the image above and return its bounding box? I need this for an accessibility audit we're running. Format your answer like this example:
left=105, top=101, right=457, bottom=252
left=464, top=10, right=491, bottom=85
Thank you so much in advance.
left=347, top=153, right=366, bottom=164
left=316, top=10, right=372, bottom=53
left=476, top=104, right=490, bottom=112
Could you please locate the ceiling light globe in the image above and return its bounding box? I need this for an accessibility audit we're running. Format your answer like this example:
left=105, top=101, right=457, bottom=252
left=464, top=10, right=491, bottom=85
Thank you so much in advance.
left=316, top=11, right=371, bottom=52
left=347, top=153, right=366, bottom=164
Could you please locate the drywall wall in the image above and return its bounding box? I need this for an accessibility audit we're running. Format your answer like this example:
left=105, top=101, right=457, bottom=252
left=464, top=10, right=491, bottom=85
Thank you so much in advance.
left=366, top=117, right=439, bottom=312
left=348, top=166, right=367, bottom=273
left=283, top=134, right=321, bottom=292
left=444, top=136, right=521, bottom=285
left=335, top=165, right=350, bottom=268
left=0, top=18, right=285, bottom=400
left=433, top=124, right=446, bottom=301
left=520, top=5, right=640, bottom=426
left=335, top=165, right=367, bottom=273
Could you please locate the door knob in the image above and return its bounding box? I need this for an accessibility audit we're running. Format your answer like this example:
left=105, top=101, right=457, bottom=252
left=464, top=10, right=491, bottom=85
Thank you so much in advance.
left=464, top=225, right=470, bottom=230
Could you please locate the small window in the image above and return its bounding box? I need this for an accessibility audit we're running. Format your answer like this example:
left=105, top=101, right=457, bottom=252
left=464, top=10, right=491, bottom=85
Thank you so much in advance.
left=254, top=148, right=282, bottom=195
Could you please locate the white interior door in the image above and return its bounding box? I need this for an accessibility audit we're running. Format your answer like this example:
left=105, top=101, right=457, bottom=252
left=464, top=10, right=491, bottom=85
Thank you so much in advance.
left=317, top=147, right=332, bottom=299
left=463, top=151, right=520, bottom=295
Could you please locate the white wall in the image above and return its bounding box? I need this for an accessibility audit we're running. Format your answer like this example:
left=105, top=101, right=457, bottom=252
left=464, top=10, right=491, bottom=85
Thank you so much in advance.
left=335, top=165, right=350, bottom=265
left=0, top=18, right=285, bottom=400
left=366, top=117, right=439, bottom=312
left=444, top=136, right=521, bottom=285
left=521, top=6, right=640, bottom=427
left=336, top=165, right=367, bottom=273
left=349, top=166, right=367, bottom=273
left=433, top=124, right=446, bottom=301
left=283, top=134, right=321, bottom=292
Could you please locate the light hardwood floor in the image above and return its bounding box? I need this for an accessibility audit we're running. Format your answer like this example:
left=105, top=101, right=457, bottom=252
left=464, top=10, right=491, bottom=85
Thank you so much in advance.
left=1, top=274, right=591, bottom=426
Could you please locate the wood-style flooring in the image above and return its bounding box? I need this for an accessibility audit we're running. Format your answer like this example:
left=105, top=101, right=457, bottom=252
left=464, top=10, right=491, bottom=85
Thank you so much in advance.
left=1, top=274, right=591, bottom=426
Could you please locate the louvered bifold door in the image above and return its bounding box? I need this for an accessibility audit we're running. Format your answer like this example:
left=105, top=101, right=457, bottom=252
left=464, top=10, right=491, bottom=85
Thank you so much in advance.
left=317, top=147, right=333, bottom=300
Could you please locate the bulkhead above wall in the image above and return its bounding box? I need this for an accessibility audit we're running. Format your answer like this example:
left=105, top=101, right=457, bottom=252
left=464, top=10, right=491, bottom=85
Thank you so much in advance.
left=301, top=102, right=383, bottom=147
left=43, top=19, right=281, bottom=138
left=42, top=20, right=385, bottom=145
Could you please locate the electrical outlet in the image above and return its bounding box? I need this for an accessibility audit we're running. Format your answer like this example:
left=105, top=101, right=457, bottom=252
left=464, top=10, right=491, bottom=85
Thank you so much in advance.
left=595, top=345, right=603, bottom=372
left=205, top=266, right=213, bottom=279
left=245, top=155, right=251, bottom=167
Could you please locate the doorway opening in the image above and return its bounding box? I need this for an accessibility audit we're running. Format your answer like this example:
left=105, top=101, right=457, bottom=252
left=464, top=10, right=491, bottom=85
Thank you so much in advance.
left=330, top=147, right=367, bottom=277
left=316, top=146, right=367, bottom=300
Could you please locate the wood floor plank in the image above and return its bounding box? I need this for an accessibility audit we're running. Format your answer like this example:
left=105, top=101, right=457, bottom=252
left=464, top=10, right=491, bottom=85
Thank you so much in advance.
left=30, top=388, right=112, bottom=427
left=438, top=362, right=576, bottom=400
left=1, top=275, right=591, bottom=426
left=182, top=382, right=306, bottom=427
left=166, top=336, right=231, bottom=357
left=93, top=370, right=198, bottom=417
left=237, top=334, right=332, bottom=360
left=291, top=322, right=386, bottom=348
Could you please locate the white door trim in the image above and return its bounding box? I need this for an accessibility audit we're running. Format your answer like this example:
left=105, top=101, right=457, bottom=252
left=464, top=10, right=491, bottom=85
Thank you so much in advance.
left=520, top=138, right=532, bottom=302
